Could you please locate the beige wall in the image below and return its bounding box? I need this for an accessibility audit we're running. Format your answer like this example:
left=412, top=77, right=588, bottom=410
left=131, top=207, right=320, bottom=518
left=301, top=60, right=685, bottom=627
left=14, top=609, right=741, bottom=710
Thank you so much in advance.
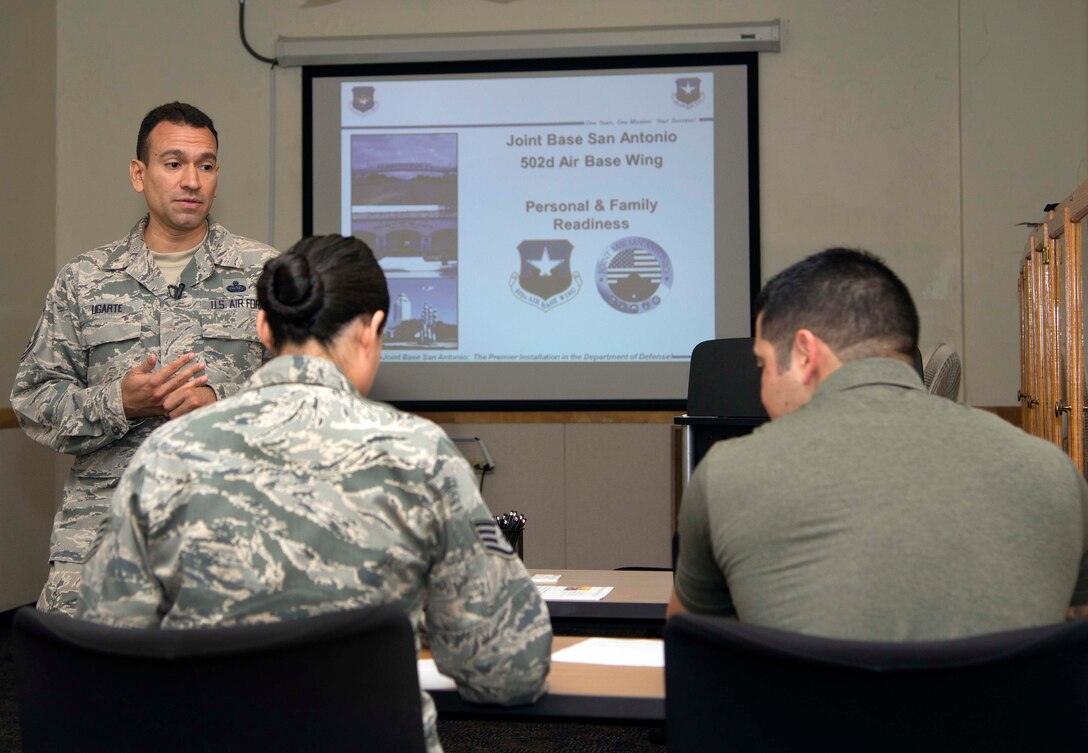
left=960, top=0, right=1088, bottom=405
left=48, top=0, right=1088, bottom=404
left=1, top=0, right=57, bottom=396
left=1, top=0, right=59, bottom=610
left=439, top=423, right=675, bottom=569
left=3, top=1, right=1087, bottom=602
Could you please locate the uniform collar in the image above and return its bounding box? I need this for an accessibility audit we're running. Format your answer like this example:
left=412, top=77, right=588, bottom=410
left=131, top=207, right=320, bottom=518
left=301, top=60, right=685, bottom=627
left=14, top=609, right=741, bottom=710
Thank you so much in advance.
left=814, top=357, right=925, bottom=398
left=100, top=216, right=243, bottom=294
left=247, top=355, right=362, bottom=399
left=101, top=216, right=241, bottom=271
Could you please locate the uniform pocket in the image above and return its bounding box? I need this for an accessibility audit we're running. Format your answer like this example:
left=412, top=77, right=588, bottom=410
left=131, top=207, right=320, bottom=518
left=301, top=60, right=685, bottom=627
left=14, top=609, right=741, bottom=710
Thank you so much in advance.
left=83, top=318, right=143, bottom=384
left=200, top=307, right=261, bottom=342
left=199, top=307, right=265, bottom=385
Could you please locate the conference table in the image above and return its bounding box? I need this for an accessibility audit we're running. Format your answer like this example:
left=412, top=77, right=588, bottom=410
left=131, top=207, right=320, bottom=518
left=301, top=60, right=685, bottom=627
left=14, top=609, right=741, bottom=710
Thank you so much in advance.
left=420, top=568, right=672, bottom=723
left=422, top=635, right=666, bottom=723
left=528, top=568, right=673, bottom=636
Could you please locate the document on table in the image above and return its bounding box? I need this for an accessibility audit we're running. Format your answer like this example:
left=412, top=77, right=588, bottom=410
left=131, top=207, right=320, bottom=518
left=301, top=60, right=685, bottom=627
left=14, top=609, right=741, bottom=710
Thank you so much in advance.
left=536, top=585, right=614, bottom=601
left=552, top=638, right=665, bottom=667
left=418, top=659, right=457, bottom=691
left=531, top=573, right=562, bottom=584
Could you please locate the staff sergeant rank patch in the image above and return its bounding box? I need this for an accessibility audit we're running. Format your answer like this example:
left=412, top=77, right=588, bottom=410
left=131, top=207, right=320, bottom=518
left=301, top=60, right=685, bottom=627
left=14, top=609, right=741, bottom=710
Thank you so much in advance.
left=473, top=519, right=516, bottom=557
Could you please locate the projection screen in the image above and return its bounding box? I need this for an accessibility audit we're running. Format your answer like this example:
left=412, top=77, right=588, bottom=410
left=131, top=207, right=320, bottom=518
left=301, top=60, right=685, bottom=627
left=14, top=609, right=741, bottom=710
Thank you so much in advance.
left=303, top=51, right=760, bottom=409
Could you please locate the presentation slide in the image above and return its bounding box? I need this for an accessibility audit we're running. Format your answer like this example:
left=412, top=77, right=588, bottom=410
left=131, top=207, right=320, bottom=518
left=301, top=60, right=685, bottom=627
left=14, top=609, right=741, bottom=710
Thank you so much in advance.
left=339, top=72, right=714, bottom=364
left=306, top=56, right=757, bottom=407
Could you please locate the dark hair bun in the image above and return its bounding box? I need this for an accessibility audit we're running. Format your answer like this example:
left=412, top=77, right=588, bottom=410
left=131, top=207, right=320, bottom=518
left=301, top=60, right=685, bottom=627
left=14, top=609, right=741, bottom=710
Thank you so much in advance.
left=263, top=254, right=325, bottom=324
left=256, top=234, right=389, bottom=350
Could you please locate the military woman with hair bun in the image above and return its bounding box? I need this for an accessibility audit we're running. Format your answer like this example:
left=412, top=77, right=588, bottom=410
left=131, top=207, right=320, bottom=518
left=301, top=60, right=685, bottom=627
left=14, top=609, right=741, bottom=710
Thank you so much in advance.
left=78, top=235, right=553, bottom=753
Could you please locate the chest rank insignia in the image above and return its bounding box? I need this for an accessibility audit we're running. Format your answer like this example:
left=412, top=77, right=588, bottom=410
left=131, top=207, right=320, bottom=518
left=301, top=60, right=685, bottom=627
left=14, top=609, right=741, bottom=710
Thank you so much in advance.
left=226, top=281, right=247, bottom=293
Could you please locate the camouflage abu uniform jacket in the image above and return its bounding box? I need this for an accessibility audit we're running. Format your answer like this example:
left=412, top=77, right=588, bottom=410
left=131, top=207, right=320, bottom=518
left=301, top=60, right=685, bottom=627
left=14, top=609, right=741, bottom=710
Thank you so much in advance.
left=10, top=216, right=276, bottom=564
left=78, top=355, right=552, bottom=753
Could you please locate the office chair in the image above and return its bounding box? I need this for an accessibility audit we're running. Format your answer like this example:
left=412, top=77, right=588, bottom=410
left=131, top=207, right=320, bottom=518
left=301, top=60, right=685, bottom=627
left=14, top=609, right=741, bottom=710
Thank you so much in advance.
left=665, top=614, right=1088, bottom=753
left=679, top=337, right=769, bottom=487
left=923, top=342, right=962, bottom=400
left=13, top=604, right=427, bottom=753
left=685, top=337, right=768, bottom=420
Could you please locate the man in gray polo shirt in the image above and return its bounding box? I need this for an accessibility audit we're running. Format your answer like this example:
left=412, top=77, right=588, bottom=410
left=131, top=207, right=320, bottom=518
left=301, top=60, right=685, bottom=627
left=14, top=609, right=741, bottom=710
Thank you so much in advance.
left=669, top=248, right=1088, bottom=640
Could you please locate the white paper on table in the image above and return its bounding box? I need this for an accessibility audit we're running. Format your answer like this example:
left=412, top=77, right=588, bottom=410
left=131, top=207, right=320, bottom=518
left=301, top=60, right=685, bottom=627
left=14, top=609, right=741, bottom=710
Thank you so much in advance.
left=552, top=638, right=665, bottom=667
left=535, top=585, right=614, bottom=601
left=531, top=573, right=562, bottom=584
left=418, top=659, right=458, bottom=690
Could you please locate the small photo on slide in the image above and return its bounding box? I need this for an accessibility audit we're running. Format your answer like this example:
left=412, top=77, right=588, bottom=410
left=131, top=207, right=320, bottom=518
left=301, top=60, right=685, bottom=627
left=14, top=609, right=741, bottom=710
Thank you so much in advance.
left=384, top=276, right=458, bottom=350
left=350, top=133, right=457, bottom=209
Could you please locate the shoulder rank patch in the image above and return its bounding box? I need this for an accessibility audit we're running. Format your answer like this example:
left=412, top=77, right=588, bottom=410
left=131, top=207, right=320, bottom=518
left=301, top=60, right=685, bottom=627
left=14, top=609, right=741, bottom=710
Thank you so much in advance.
left=472, top=519, right=516, bottom=557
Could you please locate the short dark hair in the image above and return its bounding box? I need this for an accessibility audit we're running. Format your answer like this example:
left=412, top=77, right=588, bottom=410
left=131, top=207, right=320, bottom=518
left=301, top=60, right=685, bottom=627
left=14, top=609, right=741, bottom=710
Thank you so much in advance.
left=136, top=102, right=218, bottom=163
left=755, top=247, right=919, bottom=369
left=258, top=235, right=389, bottom=349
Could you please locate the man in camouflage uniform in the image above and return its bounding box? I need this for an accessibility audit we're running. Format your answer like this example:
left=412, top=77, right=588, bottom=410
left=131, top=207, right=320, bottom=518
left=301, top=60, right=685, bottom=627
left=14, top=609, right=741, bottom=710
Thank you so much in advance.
left=10, top=102, right=276, bottom=614
left=78, top=354, right=552, bottom=753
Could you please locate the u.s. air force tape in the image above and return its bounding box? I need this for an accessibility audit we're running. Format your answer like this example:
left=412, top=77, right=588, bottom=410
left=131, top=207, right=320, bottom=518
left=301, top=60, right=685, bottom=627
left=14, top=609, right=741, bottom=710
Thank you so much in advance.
left=472, top=520, right=516, bottom=557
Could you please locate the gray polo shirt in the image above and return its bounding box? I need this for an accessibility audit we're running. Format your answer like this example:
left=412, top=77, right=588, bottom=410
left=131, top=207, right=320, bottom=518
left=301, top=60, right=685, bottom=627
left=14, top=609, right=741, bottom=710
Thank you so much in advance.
left=675, top=357, right=1088, bottom=640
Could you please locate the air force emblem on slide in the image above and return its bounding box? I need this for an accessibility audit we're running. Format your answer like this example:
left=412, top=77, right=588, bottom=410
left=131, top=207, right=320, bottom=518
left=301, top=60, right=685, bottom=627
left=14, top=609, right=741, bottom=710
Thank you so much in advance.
left=352, top=86, right=376, bottom=114
left=596, top=236, right=673, bottom=314
left=473, top=520, right=516, bottom=557
left=510, top=239, right=582, bottom=312
left=673, top=77, right=704, bottom=107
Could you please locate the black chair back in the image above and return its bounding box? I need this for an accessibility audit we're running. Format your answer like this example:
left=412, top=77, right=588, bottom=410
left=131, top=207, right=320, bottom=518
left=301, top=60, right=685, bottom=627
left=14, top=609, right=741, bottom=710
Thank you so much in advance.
left=13, top=605, right=427, bottom=753
left=686, top=338, right=767, bottom=419
left=666, top=614, right=1088, bottom=753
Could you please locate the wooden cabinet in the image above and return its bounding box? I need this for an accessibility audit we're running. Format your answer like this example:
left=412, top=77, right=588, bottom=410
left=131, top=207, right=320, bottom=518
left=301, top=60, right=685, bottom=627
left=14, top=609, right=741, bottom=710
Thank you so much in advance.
left=1019, top=183, right=1088, bottom=473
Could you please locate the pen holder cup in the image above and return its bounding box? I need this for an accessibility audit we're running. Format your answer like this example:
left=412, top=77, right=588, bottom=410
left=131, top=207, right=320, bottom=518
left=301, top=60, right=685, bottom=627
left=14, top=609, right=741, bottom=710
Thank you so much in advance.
left=495, top=510, right=525, bottom=560
left=499, top=528, right=524, bottom=559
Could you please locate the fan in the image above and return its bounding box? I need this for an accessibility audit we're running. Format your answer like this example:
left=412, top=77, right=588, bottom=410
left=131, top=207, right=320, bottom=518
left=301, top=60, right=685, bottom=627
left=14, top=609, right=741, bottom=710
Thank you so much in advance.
left=923, top=344, right=961, bottom=400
